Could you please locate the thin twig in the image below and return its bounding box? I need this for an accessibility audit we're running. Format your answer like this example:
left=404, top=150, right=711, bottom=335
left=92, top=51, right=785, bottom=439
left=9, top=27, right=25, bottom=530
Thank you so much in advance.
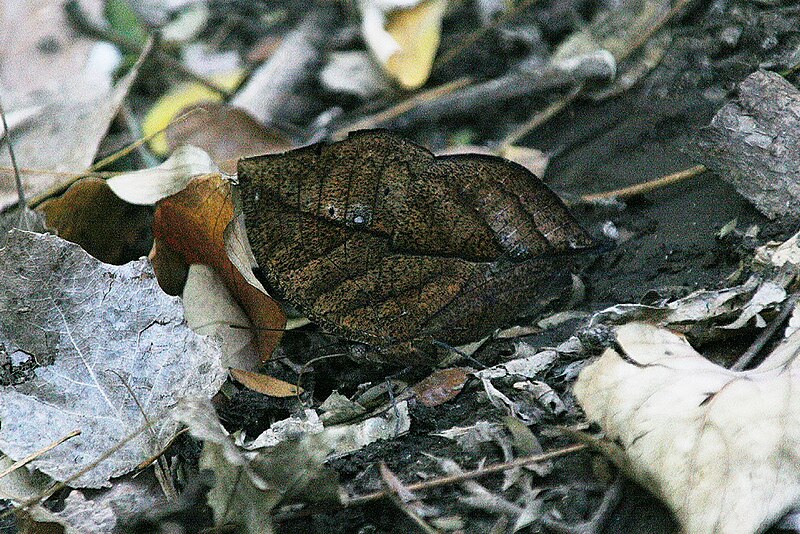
left=575, top=164, right=707, bottom=204
left=64, top=0, right=232, bottom=99
left=379, top=463, right=440, bottom=534
left=2, top=415, right=159, bottom=519
left=0, top=98, right=24, bottom=208
left=27, top=106, right=207, bottom=208
left=0, top=430, right=81, bottom=481
left=136, top=428, right=190, bottom=470
left=107, top=370, right=177, bottom=500
left=500, top=84, right=583, bottom=148
left=433, top=0, right=540, bottom=71
left=732, top=294, right=799, bottom=372
left=500, top=0, right=698, bottom=147
left=274, top=443, right=586, bottom=523
left=331, top=77, right=472, bottom=140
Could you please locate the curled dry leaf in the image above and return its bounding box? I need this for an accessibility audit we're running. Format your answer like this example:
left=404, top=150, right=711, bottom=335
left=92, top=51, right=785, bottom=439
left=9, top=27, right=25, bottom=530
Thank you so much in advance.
left=229, top=368, right=302, bottom=398
left=0, top=231, right=226, bottom=488
left=152, top=173, right=286, bottom=362
left=38, top=177, right=152, bottom=264
left=574, top=322, right=800, bottom=534
left=411, top=367, right=470, bottom=407
left=360, top=0, right=447, bottom=89
left=164, top=102, right=293, bottom=174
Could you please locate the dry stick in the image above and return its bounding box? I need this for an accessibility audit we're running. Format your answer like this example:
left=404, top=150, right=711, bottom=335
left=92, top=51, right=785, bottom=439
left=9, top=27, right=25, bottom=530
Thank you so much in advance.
left=731, top=294, right=800, bottom=372
left=345, top=443, right=586, bottom=507
left=108, top=370, right=178, bottom=500
left=379, top=463, right=440, bottom=534
left=0, top=98, right=24, bottom=208
left=331, top=77, right=472, bottom=140
left=500, top=0, right=698, bottom=148
left=135, top=427, right=190, bottom=471
left=3, top=416, right=158, bottom=519
left=274, top=443, right=587, bottom=523
left=0, top=430, right=81, bottom=481
left=575, top=164, right=707, bottom=204
left=500, top=84, right=583, bottom=148
left=27, top=106, right=208, bottom=208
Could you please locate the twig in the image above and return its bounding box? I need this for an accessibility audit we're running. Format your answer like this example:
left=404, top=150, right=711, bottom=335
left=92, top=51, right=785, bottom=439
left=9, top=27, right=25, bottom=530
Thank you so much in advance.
left=0, top=430, right=81, bottom=481
left=433, top=0, right=541, bottom=71
left=379, top=463, right=440, bottom=534
left=575, top=164, right=707, bottom=204
left=0, top=98, right=24, bottom=208
left=2, top=414, right=159, bottom=518
left=540, top=475, right=623, bottom=534
left=27, top=106, right=206, bottom=208
left=347, top=443, right=585, bottom=505
left=64, top=0, right=232, bottom=99
left=107, top=370, right=177, bottom=500
left=274, top=443, right=586, bottom=523
left=331, top=77, right=472, bottom=140
left=732, top=294, right=799, bottom=372
left=500, top=84, right=583, bottom=148
left=135, top=428, right=190, bottom=471
left=500, top=0, right=698, bottom=146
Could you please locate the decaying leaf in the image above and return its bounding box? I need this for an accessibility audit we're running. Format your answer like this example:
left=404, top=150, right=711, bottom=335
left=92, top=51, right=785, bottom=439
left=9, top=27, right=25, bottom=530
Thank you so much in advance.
left=164, top=103, right=293, bottom=174
left=38, top=177, right=152, bottom=264
left=0, top=1, right=143, bottom=210
left=176, top=399, right=344, bottom=534
left=229, top=368, right=302, bottom=398
left=43, top=473, right=163, bottom=534
left=0, top=230, right=226, bottom=488
left=411, top=367, right=470, bottom=407
left=575, top=322, right=800, bottom=534
left=591, top=275, right=789, bottom=342
left=106, top=145, right=218, bottom=206
left=141, top=71, right=245, bottom=156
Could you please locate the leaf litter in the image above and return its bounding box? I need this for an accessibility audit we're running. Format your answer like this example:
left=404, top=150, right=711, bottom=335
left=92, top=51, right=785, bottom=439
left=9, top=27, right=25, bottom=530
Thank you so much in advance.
left=2, top=0, right=800, bottom=532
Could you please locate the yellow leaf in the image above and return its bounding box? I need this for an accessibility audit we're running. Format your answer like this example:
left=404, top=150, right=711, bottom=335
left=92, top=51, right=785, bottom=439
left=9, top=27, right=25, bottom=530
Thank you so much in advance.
left=142, top=71, right=245, bottom=156
left=385, top=0, right=447, bottom=90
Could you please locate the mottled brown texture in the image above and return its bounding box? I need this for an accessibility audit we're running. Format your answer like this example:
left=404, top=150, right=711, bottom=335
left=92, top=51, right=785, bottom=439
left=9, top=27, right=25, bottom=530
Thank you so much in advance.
left=238, top=130, right=593, bottom=364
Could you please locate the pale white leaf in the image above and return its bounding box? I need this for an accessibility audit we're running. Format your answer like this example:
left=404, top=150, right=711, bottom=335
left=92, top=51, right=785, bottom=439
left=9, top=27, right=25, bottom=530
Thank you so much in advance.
left=575, top=322, right=800, bottom=534
left=107, top=145, right=218, bottom=205
left=0, top=230, right=226, bottom=488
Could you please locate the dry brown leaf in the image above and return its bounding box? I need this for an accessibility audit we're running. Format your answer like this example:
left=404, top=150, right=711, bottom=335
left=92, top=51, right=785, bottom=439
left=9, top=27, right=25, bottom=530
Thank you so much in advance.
left=411, top=367, right=470, bottom=407
left=38, top=177, right=151, bottom=264
left=165, top=103, right=293, bottom=174
left=229, top=368, right=302, bottom=398
left=153, top=173, right=286, bottom=361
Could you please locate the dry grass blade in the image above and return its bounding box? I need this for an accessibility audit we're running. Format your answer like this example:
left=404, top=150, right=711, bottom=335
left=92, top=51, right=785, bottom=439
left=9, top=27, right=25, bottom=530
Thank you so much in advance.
left=331, top=77, right=471, bottom=140
left=576, top=164, right=707, bottom=204
left=0, top=430, right=80, bottom=481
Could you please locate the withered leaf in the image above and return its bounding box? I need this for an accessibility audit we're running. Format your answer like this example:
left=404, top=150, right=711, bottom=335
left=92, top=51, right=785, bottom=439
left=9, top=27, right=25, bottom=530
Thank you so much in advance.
left=238, top=130, right=593, bottom=364
left=0, top=230, right=226, bottom=488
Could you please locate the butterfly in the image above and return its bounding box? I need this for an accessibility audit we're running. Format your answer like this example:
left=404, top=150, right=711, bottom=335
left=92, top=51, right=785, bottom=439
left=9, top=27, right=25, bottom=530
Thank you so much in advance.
left=237, top=130, right=594, bottom=365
